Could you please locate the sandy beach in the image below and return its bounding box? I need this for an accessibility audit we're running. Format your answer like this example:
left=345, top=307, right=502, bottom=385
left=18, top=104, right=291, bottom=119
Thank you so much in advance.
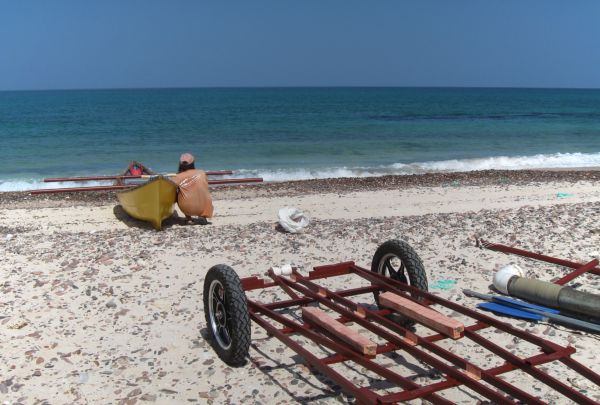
left=2, top=169, right=600, bottom=404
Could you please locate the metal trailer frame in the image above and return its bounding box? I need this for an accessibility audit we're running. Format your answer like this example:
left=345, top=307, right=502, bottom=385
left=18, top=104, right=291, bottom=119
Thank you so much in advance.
left=239, top=261, right=600, bottom=404
left=478, top=239, right=600, bottom=286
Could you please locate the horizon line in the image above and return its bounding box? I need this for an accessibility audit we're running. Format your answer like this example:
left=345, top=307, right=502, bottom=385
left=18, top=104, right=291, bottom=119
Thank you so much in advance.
left=2, top=84, right=600, bottom=92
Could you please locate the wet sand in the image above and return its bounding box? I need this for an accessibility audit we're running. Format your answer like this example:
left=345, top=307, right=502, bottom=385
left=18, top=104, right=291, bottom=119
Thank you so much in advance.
left=1, top=169, right=600, bottom=404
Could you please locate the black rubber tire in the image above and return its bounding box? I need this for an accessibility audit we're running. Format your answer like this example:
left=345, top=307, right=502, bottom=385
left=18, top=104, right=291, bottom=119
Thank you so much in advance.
left=371, top=239, right=428, bottom=327
left=203, top=264, right=251, bottom=366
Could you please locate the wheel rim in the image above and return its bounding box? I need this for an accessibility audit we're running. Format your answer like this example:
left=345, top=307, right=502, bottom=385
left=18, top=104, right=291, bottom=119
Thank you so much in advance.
left=377, top=253, right=408, bottom=284
left=208, top=279, right=232, bottom=350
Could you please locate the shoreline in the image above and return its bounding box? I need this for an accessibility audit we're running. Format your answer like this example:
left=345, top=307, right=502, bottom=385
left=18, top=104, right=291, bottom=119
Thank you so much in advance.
left=3, top=168, right=600, bottom=208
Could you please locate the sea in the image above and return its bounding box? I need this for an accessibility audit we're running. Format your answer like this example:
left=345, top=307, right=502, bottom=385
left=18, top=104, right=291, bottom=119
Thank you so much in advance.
left=2, top=87, right=600, bottom=192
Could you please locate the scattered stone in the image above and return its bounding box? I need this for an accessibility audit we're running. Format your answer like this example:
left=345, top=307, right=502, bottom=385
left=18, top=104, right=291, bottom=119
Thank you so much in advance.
left=7, top=319, right=28, bottom=329
left=128, top=388, right=142, bottom=397
left=140, top=393, right=156, bottom=401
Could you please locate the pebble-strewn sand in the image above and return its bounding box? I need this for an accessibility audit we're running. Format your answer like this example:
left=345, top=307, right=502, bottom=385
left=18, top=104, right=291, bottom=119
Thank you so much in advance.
left=2, top=170, right=600, bottom=404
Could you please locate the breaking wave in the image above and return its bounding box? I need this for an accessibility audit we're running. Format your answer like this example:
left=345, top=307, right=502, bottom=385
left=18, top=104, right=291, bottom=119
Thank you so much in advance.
left=0, top=180, right=113, bottom=192
left=2, top=151, right=600, bottom=191
left=232, top=151, right=600, bottom=182
left=394, top=151, right=600, bottom=173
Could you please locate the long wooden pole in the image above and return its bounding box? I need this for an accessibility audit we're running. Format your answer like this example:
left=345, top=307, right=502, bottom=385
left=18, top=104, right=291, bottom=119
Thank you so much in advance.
left=43, top=170, right=233, bottom=182
left=30, top=177, right=264, bottom=194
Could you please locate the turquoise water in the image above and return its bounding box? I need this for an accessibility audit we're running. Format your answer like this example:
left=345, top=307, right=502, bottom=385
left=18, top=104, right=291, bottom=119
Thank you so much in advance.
left=2, top=87, right=600, bottom=191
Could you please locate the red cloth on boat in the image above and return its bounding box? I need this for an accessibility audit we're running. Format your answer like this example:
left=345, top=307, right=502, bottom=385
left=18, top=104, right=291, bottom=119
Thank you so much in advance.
left=173, top=169, right=214, bottom=218
left=128, top=162, right=143, bottom=176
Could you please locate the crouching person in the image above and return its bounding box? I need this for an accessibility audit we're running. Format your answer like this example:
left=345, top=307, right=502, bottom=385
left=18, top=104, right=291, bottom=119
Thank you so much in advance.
left=174, top=153, right=214, bottom=224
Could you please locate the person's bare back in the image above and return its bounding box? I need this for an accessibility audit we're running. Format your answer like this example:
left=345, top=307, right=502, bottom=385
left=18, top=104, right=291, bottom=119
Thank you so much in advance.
left=173, top=153, right=214, bottom=221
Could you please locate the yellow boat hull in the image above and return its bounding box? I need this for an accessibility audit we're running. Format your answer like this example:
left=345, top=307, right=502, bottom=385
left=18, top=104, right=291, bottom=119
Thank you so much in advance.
left=117, top=176, right=177, bottom=230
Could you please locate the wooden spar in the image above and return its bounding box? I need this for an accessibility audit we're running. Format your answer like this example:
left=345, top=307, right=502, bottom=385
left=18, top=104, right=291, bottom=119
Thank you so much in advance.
left=302, top=306, right=377, bottom=356
left=379, top=292, right=465, bottom=339
left=43, top=170, right=233, bottom=182
left=30, top=177, right=264, bottom=194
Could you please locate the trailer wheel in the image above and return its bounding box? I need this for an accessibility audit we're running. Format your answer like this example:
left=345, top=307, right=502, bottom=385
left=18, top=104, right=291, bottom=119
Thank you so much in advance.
left=203, top=264, right=250, bottom=366
left=371, top=240, right=428, bottom=327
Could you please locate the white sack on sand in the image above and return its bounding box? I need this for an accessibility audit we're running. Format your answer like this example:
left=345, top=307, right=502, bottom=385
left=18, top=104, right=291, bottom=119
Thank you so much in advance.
left=278, top=207, right=310, bottom=233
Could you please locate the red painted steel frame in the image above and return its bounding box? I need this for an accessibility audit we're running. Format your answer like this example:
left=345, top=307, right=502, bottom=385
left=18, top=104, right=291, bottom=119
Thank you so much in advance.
left=241, top=262, right=600, bottom=404
left=43, top=170, right=233, bottom=182
left=30, top=177, right=264, bottom=194
left=478, top=239, right=600, bottom=283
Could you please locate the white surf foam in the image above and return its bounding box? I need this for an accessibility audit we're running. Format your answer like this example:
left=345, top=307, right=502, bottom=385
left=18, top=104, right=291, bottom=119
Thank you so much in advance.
left=0, top=180, right=113, bottom=192
left=231, top=167, right=386, bottom=182
left=232, top=151, right=600, bottom=182
left=405, top=152, right=600, bottom=172
left=3, top=151, right=600, bottom=191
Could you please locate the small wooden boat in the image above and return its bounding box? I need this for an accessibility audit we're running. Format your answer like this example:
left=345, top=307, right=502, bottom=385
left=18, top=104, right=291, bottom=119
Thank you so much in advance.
left=117, top=175, right=177, bottom=230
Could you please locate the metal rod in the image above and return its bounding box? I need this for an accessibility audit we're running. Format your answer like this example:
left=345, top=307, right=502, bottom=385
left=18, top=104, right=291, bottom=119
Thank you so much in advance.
left=559, top=356, right=600, bottom=388
left=463, top=330, right=595, bottom=404
left=250, top=286, right=378, bottom=313
left=248, top=301, right=451, bottom=404
left=555, top=259, right=599, bottom=285
left=349, top=264, right=565, bottom=353
left=238, top=262, right=600, bottom=402
left=478, top=239, right=600, bottom=278
left=29, top=177, right=264, bottom=194
left=284, top=272, right=538, bottom=404
left=30, top=185, right=134, bottom=194
left=248, top=307, right=379, bottom=404
left=206, top=177, right=263, bottom=185
left=43, top=170, right=233, bottom=182
left=267, top=268, right=300, bottom=300
left=348, top=265, right=599, bottom=403
left=277, top=274, right=515, bottom=403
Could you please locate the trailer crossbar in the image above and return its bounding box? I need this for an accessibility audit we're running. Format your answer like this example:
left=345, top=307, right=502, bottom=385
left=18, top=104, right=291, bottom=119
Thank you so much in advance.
left=241, top=261, right=600, bottom=404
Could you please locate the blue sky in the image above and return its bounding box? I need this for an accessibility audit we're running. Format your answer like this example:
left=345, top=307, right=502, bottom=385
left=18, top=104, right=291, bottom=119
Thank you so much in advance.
left=1, top=1, right=599, bottom=90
